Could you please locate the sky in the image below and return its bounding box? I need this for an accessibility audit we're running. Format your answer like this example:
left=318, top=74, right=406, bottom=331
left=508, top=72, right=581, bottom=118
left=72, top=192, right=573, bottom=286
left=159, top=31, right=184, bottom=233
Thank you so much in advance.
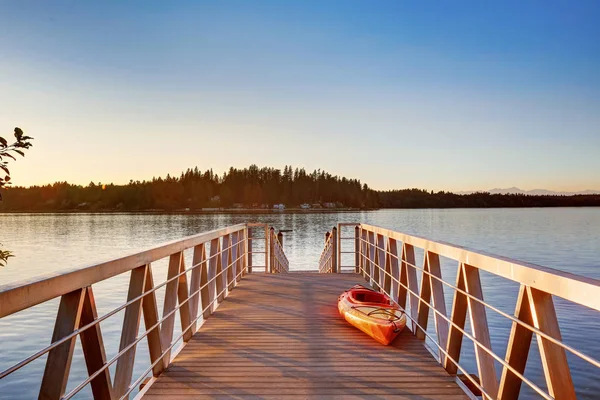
left=1, top=1, right=599, bottom=192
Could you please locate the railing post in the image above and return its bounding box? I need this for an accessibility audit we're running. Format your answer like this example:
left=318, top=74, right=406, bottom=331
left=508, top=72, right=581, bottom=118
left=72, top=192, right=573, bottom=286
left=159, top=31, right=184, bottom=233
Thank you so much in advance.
left=354, top=226, right=360, bottom=273
left=331, top=227, right=338, bottom=273
left=39, top=289, right=86, bottom=400
left=247, top=227, right=253, bottom=273
left=269, top=227, right=275, bottom=273
left=265, top=225, right=270, bottom=273
left=337, top=223, right=342, bottom=272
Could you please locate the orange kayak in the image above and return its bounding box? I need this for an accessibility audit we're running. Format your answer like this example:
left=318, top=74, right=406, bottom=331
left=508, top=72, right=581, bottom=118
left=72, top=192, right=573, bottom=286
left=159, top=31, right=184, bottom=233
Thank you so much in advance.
left=338, top=285, right=407, bottom=345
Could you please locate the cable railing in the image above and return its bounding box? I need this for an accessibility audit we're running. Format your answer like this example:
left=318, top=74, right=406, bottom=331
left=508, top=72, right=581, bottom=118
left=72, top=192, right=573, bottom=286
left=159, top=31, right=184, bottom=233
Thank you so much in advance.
left=320, top=222, right=600, bottom=400
left=0, top=223, right=285, bottom=400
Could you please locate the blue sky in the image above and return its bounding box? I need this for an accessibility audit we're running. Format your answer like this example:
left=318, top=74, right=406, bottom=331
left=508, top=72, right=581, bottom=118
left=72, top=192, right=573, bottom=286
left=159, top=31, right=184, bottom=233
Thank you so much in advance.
left=1, top=1, right=599, bottom=191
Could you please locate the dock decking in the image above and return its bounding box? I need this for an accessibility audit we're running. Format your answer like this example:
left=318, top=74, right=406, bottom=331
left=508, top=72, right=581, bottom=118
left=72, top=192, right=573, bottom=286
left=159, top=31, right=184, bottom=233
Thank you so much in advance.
left=143, top=273, right=467, bottom=399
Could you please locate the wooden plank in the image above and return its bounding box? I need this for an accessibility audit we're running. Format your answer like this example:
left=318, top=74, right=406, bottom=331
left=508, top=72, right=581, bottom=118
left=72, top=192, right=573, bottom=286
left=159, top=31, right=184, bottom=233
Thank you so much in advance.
left=416, top=252, right=432, bottom=340
left=359, top=223, right=600, bottom=312
left=160, top=253, right=182, bottom=369
left=0, top=224, right=247, bottom=319
left=360, top=229, right=368, bottom=281
left=375, top=234, right=385, bottom=290
left=355, top=226, right=360, bottom=274
left=219, top=235, right=229, bottom=299
left=397, top=244, right=408, bottom=307
left=463, top=264, right=498, bottom=398
left=141, top=265, right=164, bottom=377
left=177, top=256, right=193, bottom=342
left=498, top=284, right=534, bottom=400
left=383, top=238, right=393, bottom=295
left=264, top=225, right=269, bottom=273
left=403, top=243, right=419, bottom=333
left=527, top=286, right=576, bottom=399
left=197, top=244, right=210, bottom=320
left=444, top=263, right=468, bottom=375
left=228, top=232, right=238, bottom=290
left=144, top=273, right=467, bottom=399
left=79, top=286, right=113, bottom=400
left=237, top=229, right=245, bottom=280
left=188, top=244, right=204, bottom=334
left=427, top=252, right=449, bottom=361
left=247, top=227, right=253, bottom=274
left=39, top=288, right=85, bottom=400
left=114, top=265, right=148, bottom=399
left=388, top=238, right=400, bottom=302
left=208, top=238, right=220, bottom=313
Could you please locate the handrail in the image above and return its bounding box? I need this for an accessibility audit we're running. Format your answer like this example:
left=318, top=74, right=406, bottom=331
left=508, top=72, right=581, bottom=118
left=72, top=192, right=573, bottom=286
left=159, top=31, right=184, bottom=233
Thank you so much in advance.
left=0, top=223, right=247, bottom=318
left=270, top=228, right=289, bottom=273
left=327, top=222, right=600, bottom=400
left=0, top=222, right=289, bottom=400
left=319, top=227, right=337, bottom=274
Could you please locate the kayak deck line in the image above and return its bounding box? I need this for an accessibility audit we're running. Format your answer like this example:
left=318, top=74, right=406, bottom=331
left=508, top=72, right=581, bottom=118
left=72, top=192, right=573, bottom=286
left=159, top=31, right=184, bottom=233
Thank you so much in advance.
left=143, top=273, right=469, bottom=399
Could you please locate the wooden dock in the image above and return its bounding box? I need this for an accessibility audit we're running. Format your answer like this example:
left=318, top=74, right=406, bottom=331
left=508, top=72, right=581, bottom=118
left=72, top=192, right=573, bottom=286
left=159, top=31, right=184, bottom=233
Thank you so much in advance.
left=1, top=222, right=599, bottom=400
left=143, top=273, right=467, bottom=399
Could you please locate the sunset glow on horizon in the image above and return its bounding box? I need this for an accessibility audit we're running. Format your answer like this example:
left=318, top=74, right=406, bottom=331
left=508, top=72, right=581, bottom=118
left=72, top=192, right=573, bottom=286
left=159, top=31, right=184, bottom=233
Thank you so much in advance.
left=1, top=1, right=599, bottom=192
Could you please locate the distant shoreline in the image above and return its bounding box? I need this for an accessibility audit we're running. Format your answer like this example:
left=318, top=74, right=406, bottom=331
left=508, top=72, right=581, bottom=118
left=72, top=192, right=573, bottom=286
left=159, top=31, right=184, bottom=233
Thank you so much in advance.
left=2, top=205, right=600, bottom=214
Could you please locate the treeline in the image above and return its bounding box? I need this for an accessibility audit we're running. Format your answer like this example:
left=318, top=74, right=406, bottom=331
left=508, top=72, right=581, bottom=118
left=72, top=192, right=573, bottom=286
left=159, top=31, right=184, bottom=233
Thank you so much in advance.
left=1, top=166, right=599, bottom=212
left=378, top=189, right=600, bottom=208
left=0, top=165, right=378, bottom=211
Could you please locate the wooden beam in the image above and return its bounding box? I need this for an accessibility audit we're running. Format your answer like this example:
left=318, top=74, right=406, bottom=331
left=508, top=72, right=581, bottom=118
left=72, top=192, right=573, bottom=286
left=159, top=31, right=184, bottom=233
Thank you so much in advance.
left=39, top=288, right=85, bottom=400
left=228, top=232, right=238, bottom=290
left=498, top=284, right=534, bottom=400
left=188, top=244, right=204, bottom=334
left=0, top=224, right=247, bottom=319
left=528, top=286, right=576, bottom=399
left=208, top=238, right=220, bottom=313
left=177, top=257, right=193, bottom=342
left=463, top=264, right=498, bottom=398
left=79, top=286, right=113, bottom=400
left=160, top=253, right=182, bottom=369
left=141, top=265, right=164, bottom=377
left=247, top=227, right=253, bottom=274
left=416, top=252, right=432, bottom=340
left=361, top=229, right=368, bottom=281
left=427, top=252, right=449, bottom=361
left=355, top=226, right=360, bottom=273
left=218, top=235, right=228, bottom=299
left=397, top=244, right=408, bottom=308
left=237, top=230, right=244, bottom=278
left=359, top=223, right=600, bottom=312
left=444, top=263, right=468, bottom=375
left=375, top=234, right=385, bottom=290
left=402, top=243, right=419, bottom=333
left=114, top=265, right=148, bottom=399
left=198, top=243, right=210, bottom=319
left=387, top=238, right=399, bottom=302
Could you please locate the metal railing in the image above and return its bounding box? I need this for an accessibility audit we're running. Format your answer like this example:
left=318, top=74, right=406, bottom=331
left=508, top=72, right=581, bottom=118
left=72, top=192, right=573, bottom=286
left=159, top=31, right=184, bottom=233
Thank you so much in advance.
left=0, top=223, right=285, bottom=400
left=320, top=222, right=600, bottom=400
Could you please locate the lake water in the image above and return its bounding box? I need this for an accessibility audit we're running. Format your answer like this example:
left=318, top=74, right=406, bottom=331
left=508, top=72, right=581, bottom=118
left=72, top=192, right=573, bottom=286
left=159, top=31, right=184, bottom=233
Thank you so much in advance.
left=1, top=209, right=599, bottom=399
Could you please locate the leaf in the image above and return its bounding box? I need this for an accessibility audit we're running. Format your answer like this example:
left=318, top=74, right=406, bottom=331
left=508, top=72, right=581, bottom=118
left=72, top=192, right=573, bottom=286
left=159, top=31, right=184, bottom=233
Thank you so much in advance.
left=0, top=165, right=8, bottom=175
left=0, top=137, right=6, bottom=147
left=14, top=127, right=23, bottom=140
left=13, top=150, right=24, bottom=157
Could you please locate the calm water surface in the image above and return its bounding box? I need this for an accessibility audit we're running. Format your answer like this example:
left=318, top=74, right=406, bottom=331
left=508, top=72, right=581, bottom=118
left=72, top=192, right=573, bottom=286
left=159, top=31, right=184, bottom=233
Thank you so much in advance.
left=1, top=209, right=599, bottom=399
